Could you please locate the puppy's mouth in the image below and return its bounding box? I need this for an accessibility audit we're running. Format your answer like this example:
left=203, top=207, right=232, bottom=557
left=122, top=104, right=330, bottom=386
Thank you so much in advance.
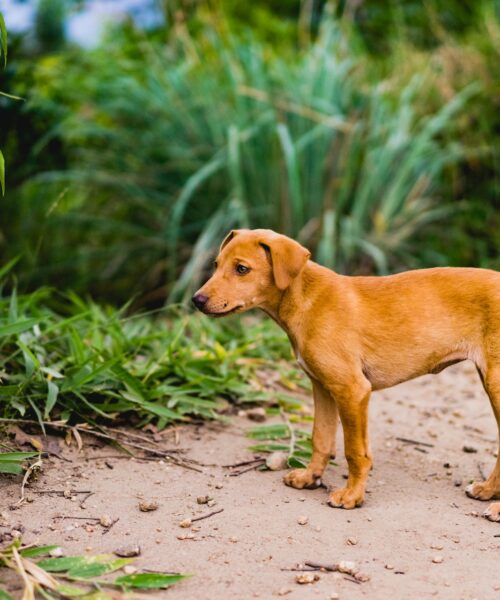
left=204, top=304, right=244, bottom=318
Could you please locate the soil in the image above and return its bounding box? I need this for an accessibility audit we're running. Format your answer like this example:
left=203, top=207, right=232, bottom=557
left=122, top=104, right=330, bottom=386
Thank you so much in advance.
left=1, top=363, right=499, bottom=600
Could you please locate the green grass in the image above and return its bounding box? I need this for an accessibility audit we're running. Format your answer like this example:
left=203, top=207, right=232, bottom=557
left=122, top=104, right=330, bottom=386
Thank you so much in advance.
left=0, top=276, right=303, bottom=428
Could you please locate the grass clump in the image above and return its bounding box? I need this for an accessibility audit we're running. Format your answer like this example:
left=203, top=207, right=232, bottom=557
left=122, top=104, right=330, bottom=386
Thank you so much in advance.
left=0, top=277, right=300, bottom=428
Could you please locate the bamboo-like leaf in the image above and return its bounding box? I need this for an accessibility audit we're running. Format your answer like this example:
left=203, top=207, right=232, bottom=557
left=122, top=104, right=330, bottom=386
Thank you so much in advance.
left=114, top=573, right=188, bottom=589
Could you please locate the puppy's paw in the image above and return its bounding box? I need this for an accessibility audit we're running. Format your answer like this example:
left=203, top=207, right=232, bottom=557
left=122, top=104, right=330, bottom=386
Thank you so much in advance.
left=283, top=468, right=322, bottom=490
left=483, top=502, right=500, bottom=522
left=327, top=487, right=364, bottom=509
left=465, top=481, right=498, bottom=501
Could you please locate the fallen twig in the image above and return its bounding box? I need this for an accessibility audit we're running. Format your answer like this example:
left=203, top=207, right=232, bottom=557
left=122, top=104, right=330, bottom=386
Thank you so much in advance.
left=477, top=462, right=487, bottom=481
left=191, top=508, right=224, bottom=523
left=53, top=516, right=101, bottom=521
left=16, top=454, right=43, bottom=505
left=228, top=461, right=265, bottom=476
left=31, top=489, right=92, bottom=495
left=396, top=437, right=434, bottom=448
left=222, top=457, right=264, bottom=469
left=79, top=492, right=95, bottom=509
left=344, top=575, right=362, bottom=585
left=0, top=418, right=200, bottom=472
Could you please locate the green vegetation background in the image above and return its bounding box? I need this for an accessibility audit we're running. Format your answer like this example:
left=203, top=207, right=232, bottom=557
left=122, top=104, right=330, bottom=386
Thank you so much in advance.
left=0, top=0, right=498, bottom=427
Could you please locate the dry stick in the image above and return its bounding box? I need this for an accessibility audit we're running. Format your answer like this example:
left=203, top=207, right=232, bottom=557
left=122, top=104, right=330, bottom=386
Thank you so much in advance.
left=0, top=418, right=200, bottom=472
left=16, top=455, right=43, bottom=505
left=79, top=491, right=95, bottom=509
left=31, top=490, right=92, bottom=495
left=477, top=462, right=487, bottom=481
left=53, top=516, right=101, bottom=521
left=344, top=575, right=362, bottom=585
left=222, top=457, right=264, bottom=469
left=228, top=461, right=265, bottom=477
left=191, top=508, right=224, bottom=523
left=396, top=437, right=434, bottom=448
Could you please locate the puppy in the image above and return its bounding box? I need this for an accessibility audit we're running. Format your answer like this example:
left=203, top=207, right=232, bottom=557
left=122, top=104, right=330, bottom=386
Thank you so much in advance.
left=193, top=229, right=500, bottom=516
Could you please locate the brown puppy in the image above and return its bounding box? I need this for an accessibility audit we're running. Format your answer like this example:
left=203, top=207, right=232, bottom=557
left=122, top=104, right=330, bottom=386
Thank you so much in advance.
left=192, top=229, right=500, bottom=516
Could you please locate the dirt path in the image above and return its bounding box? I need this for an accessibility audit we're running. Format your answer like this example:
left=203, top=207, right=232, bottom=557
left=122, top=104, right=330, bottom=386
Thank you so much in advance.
left=1, top=363, right=499, bottom=599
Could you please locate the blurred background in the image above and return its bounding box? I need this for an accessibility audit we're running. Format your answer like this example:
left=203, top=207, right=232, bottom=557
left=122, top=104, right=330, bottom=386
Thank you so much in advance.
left=1, top=0, right=499, bottom=308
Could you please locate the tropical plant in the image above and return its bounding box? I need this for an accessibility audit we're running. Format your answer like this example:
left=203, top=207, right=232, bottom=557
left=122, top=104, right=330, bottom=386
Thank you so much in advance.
left=0, top=539, right=189, bottom=598
left=4, top=14, right=484, bottom=303
left=0, top=258, right=301, bottom=426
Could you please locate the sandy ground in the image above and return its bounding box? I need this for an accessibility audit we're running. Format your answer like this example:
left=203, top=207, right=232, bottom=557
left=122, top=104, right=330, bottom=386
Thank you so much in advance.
left=1, top=362, right=500, bottom=599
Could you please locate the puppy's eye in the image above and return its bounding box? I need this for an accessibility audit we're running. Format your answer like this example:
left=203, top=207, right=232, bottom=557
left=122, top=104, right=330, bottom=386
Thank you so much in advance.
left=236, top=264, right=250, bottom=275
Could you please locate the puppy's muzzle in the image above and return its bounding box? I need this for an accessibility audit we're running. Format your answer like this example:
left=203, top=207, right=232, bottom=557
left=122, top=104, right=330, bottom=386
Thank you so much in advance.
left=192, top=293, right=209, bottom=311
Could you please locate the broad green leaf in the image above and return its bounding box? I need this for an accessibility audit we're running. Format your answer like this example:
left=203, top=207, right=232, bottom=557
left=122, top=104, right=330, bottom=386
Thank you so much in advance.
left=0, top=318, right=40, bottom=337
left=0, top=452, right=38, bottom=461
left=44, top=380, right=59, bottom=419
left=55, top=584, right=90, bottom=597
left=0, top=13, right=6, bottom=67
left=0, top=589, right=15, bottom=600
left=114, top=573, right=189, bottom=589
left=0, top=255, right=20, bottom=281
left=20, top=545, right=61, bottom=558
left=0, top=462, right=23, bottom=474
left=67, top=558, right=132, bottom=579
left=38, top=554, right=111, bottom=573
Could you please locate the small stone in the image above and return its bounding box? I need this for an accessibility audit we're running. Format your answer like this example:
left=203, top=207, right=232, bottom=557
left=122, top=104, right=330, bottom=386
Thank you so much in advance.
left=197, top=496, right=211, bottom=505
left=295, top=573, right=320, bottom=584
left=99, top=515, right=113, bottom=528
left=63, top=489, right=72, bottom=499
left=177, top=533, right=196, bottom=540
left=346, top=537, right=358, bottom=546
left=336, top=560, right=357, bottom=575
left=114, top=544, right=141, bottom=558
left=297, top=516, right=308, bottom=525
left=265, top=452, right=289, bottom=471
left=179, top=519, right=192, bottom=528
left=277, top=588, right=292, bottom=596
left=330, top=594, right=339, bottom=600
left=462, top=445, right=477, bottom=453
left=430, top=543, right=444, bottom=551
left=385, top=564, right=394, bottom=570
left=432, top=556, right=444, bottom=564
left=139, top=501, right=158, bottom=512
left=123, top=565, right=137, bottom=575
left=49, top=547, right=63, bottom=558
left=246, top=407, right=267, bottom=422
left=229, top=536, right=238, bottom=543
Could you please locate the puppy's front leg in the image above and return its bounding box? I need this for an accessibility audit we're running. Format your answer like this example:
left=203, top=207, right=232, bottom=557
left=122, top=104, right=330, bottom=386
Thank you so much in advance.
left=284, top=380, right=338, bottom=490
left=327, top=375, right=372, bottom=509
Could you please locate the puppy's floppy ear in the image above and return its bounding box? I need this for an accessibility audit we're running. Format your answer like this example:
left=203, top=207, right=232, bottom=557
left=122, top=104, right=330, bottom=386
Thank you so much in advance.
left=260, top=233, right=311, bottom=290
left=219, top=230, right=240, bottom=253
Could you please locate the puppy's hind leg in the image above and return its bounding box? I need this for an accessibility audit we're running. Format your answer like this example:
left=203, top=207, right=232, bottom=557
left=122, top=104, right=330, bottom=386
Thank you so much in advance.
left=284, top=380, right=338, bottom=490
left=466, top=364, right=500, bottom=501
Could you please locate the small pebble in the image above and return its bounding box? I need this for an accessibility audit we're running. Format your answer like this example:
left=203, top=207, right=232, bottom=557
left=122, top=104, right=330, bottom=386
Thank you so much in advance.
left=139, top=501, right=158, bottom=512
left=295, top=573, right=320, bottom=584
left=346, top=537, right=358, bottom=546
left=179, top=519, right=192, bottom=528
left=432, top=556, right=444, bottom=564
left=297, top=516, right=308, bottom=525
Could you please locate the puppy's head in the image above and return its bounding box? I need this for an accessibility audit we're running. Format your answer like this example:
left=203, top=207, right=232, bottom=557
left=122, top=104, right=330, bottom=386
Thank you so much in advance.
left=192, top=229, right=310, bottom=316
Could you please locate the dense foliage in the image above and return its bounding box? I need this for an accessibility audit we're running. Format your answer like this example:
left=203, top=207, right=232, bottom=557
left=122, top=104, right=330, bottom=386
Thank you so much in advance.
left=0, top=1, right=497, bottom=306
left=0, top=269, right=300, bottom=427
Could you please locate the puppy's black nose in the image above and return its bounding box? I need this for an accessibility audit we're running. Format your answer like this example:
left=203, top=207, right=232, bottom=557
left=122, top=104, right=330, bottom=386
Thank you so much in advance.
left=192, top=293, right=209, bottom=310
